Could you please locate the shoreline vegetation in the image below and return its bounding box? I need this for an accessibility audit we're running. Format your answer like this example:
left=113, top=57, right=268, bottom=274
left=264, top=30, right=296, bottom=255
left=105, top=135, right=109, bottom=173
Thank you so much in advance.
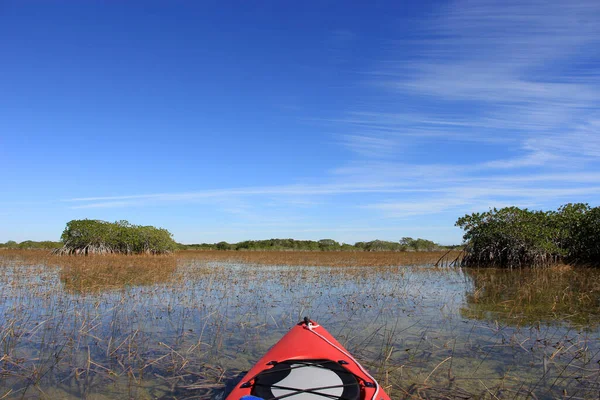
left=0, top=248, right=457, bottom=269
left=457, top=203, right=600, bottom=268
left=1, top=219, right=456, bottom=253
left=1, top=201, right=598, bottom=267
left=53, top=219, right=177, bottom=255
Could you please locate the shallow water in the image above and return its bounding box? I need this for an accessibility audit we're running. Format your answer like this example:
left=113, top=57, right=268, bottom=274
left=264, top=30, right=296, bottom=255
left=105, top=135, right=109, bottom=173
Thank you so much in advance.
left=1, top=258, right=599, bottom=399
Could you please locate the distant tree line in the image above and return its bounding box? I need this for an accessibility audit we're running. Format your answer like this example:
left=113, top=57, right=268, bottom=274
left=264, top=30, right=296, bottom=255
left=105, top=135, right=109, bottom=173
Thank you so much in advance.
left=54, top=219, right=177, bottom=255
left=456, top=203, right=600, bottom=268
left=178, top=237, right=452, bottom=252
left=3, top=221, right=453, bottom=254
left=0, top=240, right=62, bottom=249
left=2, top=236, right=454, bottom=253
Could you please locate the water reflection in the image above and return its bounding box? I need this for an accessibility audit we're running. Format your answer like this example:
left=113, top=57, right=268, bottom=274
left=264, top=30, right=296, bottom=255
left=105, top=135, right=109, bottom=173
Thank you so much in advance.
left=461, top=267, right=600, bottom=328
left=59, top=256, right=177, bottom=293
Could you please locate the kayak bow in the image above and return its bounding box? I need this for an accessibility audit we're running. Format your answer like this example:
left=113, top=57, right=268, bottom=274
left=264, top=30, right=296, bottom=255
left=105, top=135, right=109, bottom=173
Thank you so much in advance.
left=226, top=318, right=391, bottom=400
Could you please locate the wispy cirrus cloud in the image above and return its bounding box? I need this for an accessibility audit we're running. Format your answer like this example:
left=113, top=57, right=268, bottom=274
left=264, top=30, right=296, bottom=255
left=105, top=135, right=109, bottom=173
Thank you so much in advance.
left=65, top=167, right=600, bottom=219
left=62, top=1, right=600, bottom=238
left=336, top=0, right=600, bottom=165
left=338, top=134, right=399, bottom=158
left=365, top=185, right=600, bottom=218
left=308, top=0, right=600, bottom=225
left=64, top=183, right=441, bottom=209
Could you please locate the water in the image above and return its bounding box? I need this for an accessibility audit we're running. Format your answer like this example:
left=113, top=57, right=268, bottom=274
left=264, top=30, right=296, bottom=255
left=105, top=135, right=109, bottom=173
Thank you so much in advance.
left=1, top=257, right=599, bottom=399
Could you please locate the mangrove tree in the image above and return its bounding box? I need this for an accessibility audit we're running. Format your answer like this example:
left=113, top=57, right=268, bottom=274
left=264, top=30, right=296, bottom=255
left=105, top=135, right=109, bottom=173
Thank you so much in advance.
left=55, top=219, right=177, bottom=255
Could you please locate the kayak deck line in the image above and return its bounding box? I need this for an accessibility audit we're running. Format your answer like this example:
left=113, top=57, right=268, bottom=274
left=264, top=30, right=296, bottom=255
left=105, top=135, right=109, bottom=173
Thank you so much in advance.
left=304, top=318, right=381, bottom=399
left=226, top=318, right=391, bottom=400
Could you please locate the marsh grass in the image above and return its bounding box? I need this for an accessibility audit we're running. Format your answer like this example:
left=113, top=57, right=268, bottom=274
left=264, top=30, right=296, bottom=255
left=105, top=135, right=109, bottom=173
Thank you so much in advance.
left=177, top=249, right=459, bottom=268
left=462, top=266, right=600, bottom=327
left=59, top=256, right=177, bottom=293
left=0, top=248, right=457, bottom=267
left=0, top=250, right=599, bottom=399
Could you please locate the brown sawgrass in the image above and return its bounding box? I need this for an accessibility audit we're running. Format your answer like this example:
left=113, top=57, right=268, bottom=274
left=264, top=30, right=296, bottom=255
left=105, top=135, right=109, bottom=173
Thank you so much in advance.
left=0, top=249, right=457, bottom=275
left=60, top=256, right=177, bottom=293
left=0, top=249, right=178, bottom=292
left=176, top=249, right=457, bottom=267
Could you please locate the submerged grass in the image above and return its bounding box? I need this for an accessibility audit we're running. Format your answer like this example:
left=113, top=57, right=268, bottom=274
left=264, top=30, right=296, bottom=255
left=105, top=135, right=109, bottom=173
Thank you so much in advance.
left=462, top=266, right=600, bottom=328
left=0, top=250, right=599, bottom=399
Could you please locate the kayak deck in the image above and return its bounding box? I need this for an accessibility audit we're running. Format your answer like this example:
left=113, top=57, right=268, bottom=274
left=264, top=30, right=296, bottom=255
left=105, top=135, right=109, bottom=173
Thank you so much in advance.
left=226, top=318, right=391, bottom=400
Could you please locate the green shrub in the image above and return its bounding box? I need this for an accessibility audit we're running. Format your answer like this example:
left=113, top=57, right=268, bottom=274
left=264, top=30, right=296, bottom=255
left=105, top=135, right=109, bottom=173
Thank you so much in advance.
left=456, top=204, right=600, bottom=267
left=56, top=219, right=176, bottom=255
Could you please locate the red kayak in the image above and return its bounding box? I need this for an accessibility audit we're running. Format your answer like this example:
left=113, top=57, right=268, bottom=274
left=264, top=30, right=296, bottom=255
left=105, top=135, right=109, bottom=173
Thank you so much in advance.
left=226, top=318, right=391, bottom=400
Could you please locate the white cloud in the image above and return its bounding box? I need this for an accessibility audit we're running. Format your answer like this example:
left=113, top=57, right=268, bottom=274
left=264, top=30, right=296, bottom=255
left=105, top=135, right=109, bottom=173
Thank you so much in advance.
left=338, top=134, right=399, bottom=157
left=65, top=182, right=442, bottom=209
left=337, top=0, right=600, bottom=166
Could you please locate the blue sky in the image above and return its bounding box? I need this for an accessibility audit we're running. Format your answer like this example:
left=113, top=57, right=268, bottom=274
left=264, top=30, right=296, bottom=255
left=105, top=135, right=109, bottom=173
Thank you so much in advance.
left=1, top=1, right=599, bottom=245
